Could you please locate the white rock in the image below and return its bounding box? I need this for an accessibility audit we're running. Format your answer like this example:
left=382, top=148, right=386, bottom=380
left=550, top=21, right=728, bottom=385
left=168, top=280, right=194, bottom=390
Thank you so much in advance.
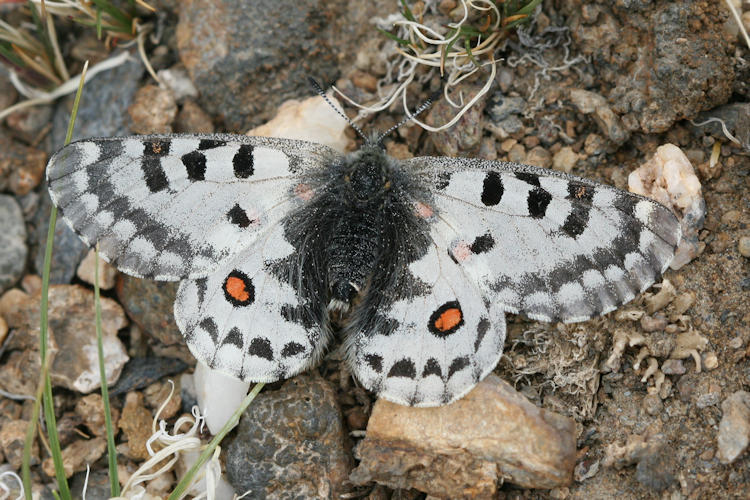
left=248, top=93, right=354, bottom=153
left=76, top=248, right=118, bottom=290
left=193, top=360, right=251, bottom=435
left=628, top=144, right=706, bottom=270
left=157, top=66, right=199, bottom=102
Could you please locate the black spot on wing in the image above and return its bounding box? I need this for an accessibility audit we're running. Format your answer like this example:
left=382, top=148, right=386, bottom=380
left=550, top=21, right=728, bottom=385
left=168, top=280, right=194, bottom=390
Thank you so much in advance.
left=481, top=171, right=503, bottom=206
left=223, top=327, right=243, bottom=348
left=561, top=182, right=594, bottom=238
left=227, top=204, right=252, bottom=228
left=364, top=353, right=383, bottom=373
left=435, top=171, right=452, bottom=190
left=475, top=317, right=490, bottom=352
left=198, top=139, right=226, bottom=150
left=233, top=144, right=254, bottom=178
left=470, top=232, right=495, bottom=254
left=197, top=317, right=218, bottom=343
left=515, top=172, right=540, bottom=186
left=527, top=187, right=552, bottom=219
left=182, top=151, right=207, bottom=181
left=142, top=156, right=169, bottom=192
left=447, top=356, right=470, bottom=379
left=388, top=358, right=417, bottom=379
left=281, top=341, right=305, bottom=357
left=561, top=205, right=589, bottom=238
left=248, top=337, right=273, bottom=361
left=422, top=358, right=442, bottom=378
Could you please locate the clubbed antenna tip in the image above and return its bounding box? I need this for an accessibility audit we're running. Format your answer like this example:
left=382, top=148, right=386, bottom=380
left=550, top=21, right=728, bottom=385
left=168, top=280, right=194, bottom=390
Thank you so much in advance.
left=308, top=77, right=367, bottom=142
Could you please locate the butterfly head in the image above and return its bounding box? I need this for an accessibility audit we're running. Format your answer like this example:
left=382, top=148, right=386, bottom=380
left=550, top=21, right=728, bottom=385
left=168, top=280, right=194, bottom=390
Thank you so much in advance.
left=342, top=145, right=393, bottom=203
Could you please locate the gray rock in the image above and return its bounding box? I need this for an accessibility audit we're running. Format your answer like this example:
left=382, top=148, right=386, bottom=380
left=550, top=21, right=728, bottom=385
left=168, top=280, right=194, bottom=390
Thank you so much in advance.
left=51, top=50, right=144, bottom=148
left=563, top=2, right=734, bottom=134
left=225, top=373, right=352, bottom=499
left=32, top=189, right=89, bottom=284
left=176, top=0, right=346, bottom=131
left=717, top=391, right=750, bottom=464
left=487, top=94, right=526, bottom=122
left=428, top=85, right=487, bottom=156
left=0, top=195, right=27, bottom=293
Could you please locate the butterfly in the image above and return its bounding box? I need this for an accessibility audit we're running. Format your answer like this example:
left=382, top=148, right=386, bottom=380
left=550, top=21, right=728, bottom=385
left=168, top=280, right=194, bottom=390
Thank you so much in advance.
left=46, top=128, right=680, bottom=407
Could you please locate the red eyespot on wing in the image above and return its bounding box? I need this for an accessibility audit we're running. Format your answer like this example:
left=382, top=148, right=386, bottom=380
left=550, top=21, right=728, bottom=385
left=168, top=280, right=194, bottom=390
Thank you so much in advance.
left=223, top=270, right=254, bottom=306
left=428, top=301, right=464, bottom=337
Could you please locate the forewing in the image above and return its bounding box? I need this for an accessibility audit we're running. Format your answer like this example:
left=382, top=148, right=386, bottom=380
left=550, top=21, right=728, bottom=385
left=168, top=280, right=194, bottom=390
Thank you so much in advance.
left=47, top=134, right=338, bottom=280
left=408, top=157, right=681, bottom=323
left=349, top=231, right=507, bottom=407
left=174, top=222, right=326, bottom=382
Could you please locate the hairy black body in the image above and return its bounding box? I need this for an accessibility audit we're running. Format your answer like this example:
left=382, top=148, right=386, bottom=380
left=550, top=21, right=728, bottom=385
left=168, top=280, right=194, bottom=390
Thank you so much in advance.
left=276, top=145, right=432, bottom=342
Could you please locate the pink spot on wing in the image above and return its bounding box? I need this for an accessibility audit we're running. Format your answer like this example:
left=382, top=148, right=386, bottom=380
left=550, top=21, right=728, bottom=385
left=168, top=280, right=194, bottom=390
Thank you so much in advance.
left=451, top=241, right=472, bottom=262
left=413, top=201, right=434, bottom=219
left=294, top=183, right=314, bottom=201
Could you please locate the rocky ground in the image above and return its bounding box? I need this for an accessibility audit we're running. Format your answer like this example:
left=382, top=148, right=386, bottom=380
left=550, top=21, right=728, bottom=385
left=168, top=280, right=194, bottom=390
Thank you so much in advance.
left=0, top=0, right=748, bottom=498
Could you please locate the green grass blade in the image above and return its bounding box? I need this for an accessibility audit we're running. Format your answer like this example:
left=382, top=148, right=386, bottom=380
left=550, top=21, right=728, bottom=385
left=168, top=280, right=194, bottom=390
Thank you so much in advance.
left=89, top=0, right=132, bottom=28
left=516, top=0, right=543, bottom=16
left=376, top=27, right=411, bottom=46
left=96, top=8, right=103, bottom=40
left=71, top=18, right=135, bottom=35
left=168, top=383, right=265, bottom=500
left=0, top=42, right=25, bottom=67
left=399, top=0, right=416, bottom=22
left=24, top=60, right=89, bottom=500
left=94, top=245, right=120, bottom=496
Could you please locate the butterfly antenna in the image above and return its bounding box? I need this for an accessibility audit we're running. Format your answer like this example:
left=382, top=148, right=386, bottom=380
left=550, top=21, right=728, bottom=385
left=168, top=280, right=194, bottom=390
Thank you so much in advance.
left=374, top=87, right=443, bottom=146
left=308, top=77, right=367, bottom=142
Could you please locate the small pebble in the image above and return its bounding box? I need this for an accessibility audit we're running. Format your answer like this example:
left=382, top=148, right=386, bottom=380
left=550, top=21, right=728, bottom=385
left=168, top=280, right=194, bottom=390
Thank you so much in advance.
left=350, top=70, right=378, bottom=93
left=500, top=138, right=517, bottom=153
left=670, top=292, right=695, bottom=315
left=703, top=352, right=719, bottom=371
left=661, top=359, right=686, bottom=375
left=523, top=135, right=540, bottom=148
left=508, top=143, right=526, bottom=163
left=738, top=236, right=750, bottom=258
left=174, top=100, right=215, bottom=134
left=696, top=392, right=720, bottom=409
left=720, top=210, right=741, bottom=225
left=642, top=393, right=663, bottom=415
left=552, top=146, right=578, bottom=173
left=76, top=248, right=118, bottom=290
left=525, top=146, right=552, bottom=168
left=641, top=314, right=668, bottom=332
left=128, top=84, right=178, bottom=134
left=728, top=336, right=744, bottom=349
left=0, top=316, right=7, bottom=345
left=584, top=133, right=607, bottom=155
left=717, top=391, right=750, bottom=464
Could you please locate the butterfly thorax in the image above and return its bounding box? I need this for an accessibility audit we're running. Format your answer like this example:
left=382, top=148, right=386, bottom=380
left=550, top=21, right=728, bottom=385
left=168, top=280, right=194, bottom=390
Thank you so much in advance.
left=279, top=145, right=432, bottom=332
left=327, top=146, right=400, bottom=312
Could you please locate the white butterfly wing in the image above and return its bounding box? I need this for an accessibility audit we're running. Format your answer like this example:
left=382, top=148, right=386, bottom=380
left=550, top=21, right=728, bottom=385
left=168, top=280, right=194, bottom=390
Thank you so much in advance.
left=174, top=222, right=326, bottom=382
left=408, top=157, right=681, bottom=323
left=47, top=134, right=339, bottom=280
left=349, top=230, right=507, bottom=407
